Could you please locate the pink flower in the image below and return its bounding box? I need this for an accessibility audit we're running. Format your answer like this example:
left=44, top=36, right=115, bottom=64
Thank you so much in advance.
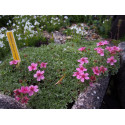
left=13, top=89, right=21, bottom=96
left=107, top=56, right=117, bottom=65
left=9, top=60, right=20, bottom=65
left=112, top=46, right=121, bottom=53
left=105, top=46, right=121, bottom=55
left=29, top=85, right=39, bottom=96
left=92, top=66, right=100, bottom=76
left=105, top=46, right=111, bottom=51
left=90, top=75, right=96, bottom=82
left=89, top=82, right=94, bottom=87
left=97, top=40, right=109, bottom=46
left=77, top=57, right=89, bottom=64
left=40, top=62, right=48, bottom=68
left=73, top=71, right=81, bottom=79
left=103, top=40, right=109, bottom=45
left=80, top=73, right=89, bottom=82
left=28, top=63, right=37, bottom=71
left=20, top=86, right=29, bottom=94
left=78, top=47, right=86, bottom=51
left=94, top=47, right=104, bottom=56
left=97, top=41, right=104, bottom=46
left=15, top=96, right=20, bottom=101
left=76, top=65, right=87, bottom=73
left=34, top=70, right=45, bottom=81
left=99, top=66, right=107, bottom=74
left=21, top=96, right=29, bottom=104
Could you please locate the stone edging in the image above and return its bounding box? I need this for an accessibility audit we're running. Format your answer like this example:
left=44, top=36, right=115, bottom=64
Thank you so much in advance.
left=0, top=93, right=26, bottom=109
left=72, top=76, right=110, bottom=109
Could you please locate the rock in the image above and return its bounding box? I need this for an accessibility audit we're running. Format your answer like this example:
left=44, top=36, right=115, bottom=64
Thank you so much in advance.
left=43, top=31, right=52, bottom=40
left=72, top=76, right=110, bottom=109
left=53, top=31, right=66, bottom=44
left=0, top=93, right=27, bottom=109
left=59, top=27, right=66, bottom=32
left=118, top=42, right=125, bottom=64
left=42, top=23, right=103, bottom=44
left=91, top=33, right=99, bottom=39
left=111, top=42, right=125, bottom=108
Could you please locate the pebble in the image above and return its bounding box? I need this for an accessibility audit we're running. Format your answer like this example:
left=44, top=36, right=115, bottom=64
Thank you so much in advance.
left=97, top=97, right=100, bottom=99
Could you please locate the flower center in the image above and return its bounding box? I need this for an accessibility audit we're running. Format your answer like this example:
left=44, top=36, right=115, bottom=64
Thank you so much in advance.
left=37, top=73, right=41, bottom=77
left=110, top=59, right=114, bottom=63
left=81, top=74, right=85, bottom=78
left=81, top=58, right=85, bottom=61
left=30, top=87, right=34, bottom=91
left=32, top=65, right=35, bottom=69
left=95, top=69, right=99, bottom=73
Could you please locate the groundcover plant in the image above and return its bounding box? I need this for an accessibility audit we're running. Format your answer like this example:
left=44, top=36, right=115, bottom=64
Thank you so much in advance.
left=0, top=15, right=121, bottom=108
left=0, top=40, right=120, bottom=109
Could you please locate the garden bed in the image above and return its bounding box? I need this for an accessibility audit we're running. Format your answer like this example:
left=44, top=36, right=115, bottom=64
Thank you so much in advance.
left=0, top=40, right=120, bottom=109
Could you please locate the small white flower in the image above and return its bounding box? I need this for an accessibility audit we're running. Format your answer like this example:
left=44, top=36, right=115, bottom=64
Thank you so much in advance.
left=13, top=23, right=15, bottom=26
left=0, top=41, right=4, bottom=48
left=9, top=20, right=11, bottom=24
left=76, top=30, right=79, bottom=34
left=50, top=20, right=53, bottom=23
left=18, top=36, right=22, bottom=40
left=34, top=21, right=40, bottom=25
left=0, top=34, right=5, bottom=39
left=34, top=15, right=37, bottom=19
left=81, top=23, right=84, bottom=27
left=22, top=19, right=25, bottom=23
left=64, top=16, right=68, bottom=19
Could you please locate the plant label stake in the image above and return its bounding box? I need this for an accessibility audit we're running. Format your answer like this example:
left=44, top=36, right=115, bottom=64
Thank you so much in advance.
left=6, top=31, right=21, bottom=65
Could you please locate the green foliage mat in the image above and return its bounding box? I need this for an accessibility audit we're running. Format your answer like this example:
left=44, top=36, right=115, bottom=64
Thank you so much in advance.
left=0, top=41, right=120, bottom=108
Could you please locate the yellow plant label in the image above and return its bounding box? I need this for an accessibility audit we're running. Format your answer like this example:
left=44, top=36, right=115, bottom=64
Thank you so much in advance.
left=6, top=31, right=21, bottom=62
